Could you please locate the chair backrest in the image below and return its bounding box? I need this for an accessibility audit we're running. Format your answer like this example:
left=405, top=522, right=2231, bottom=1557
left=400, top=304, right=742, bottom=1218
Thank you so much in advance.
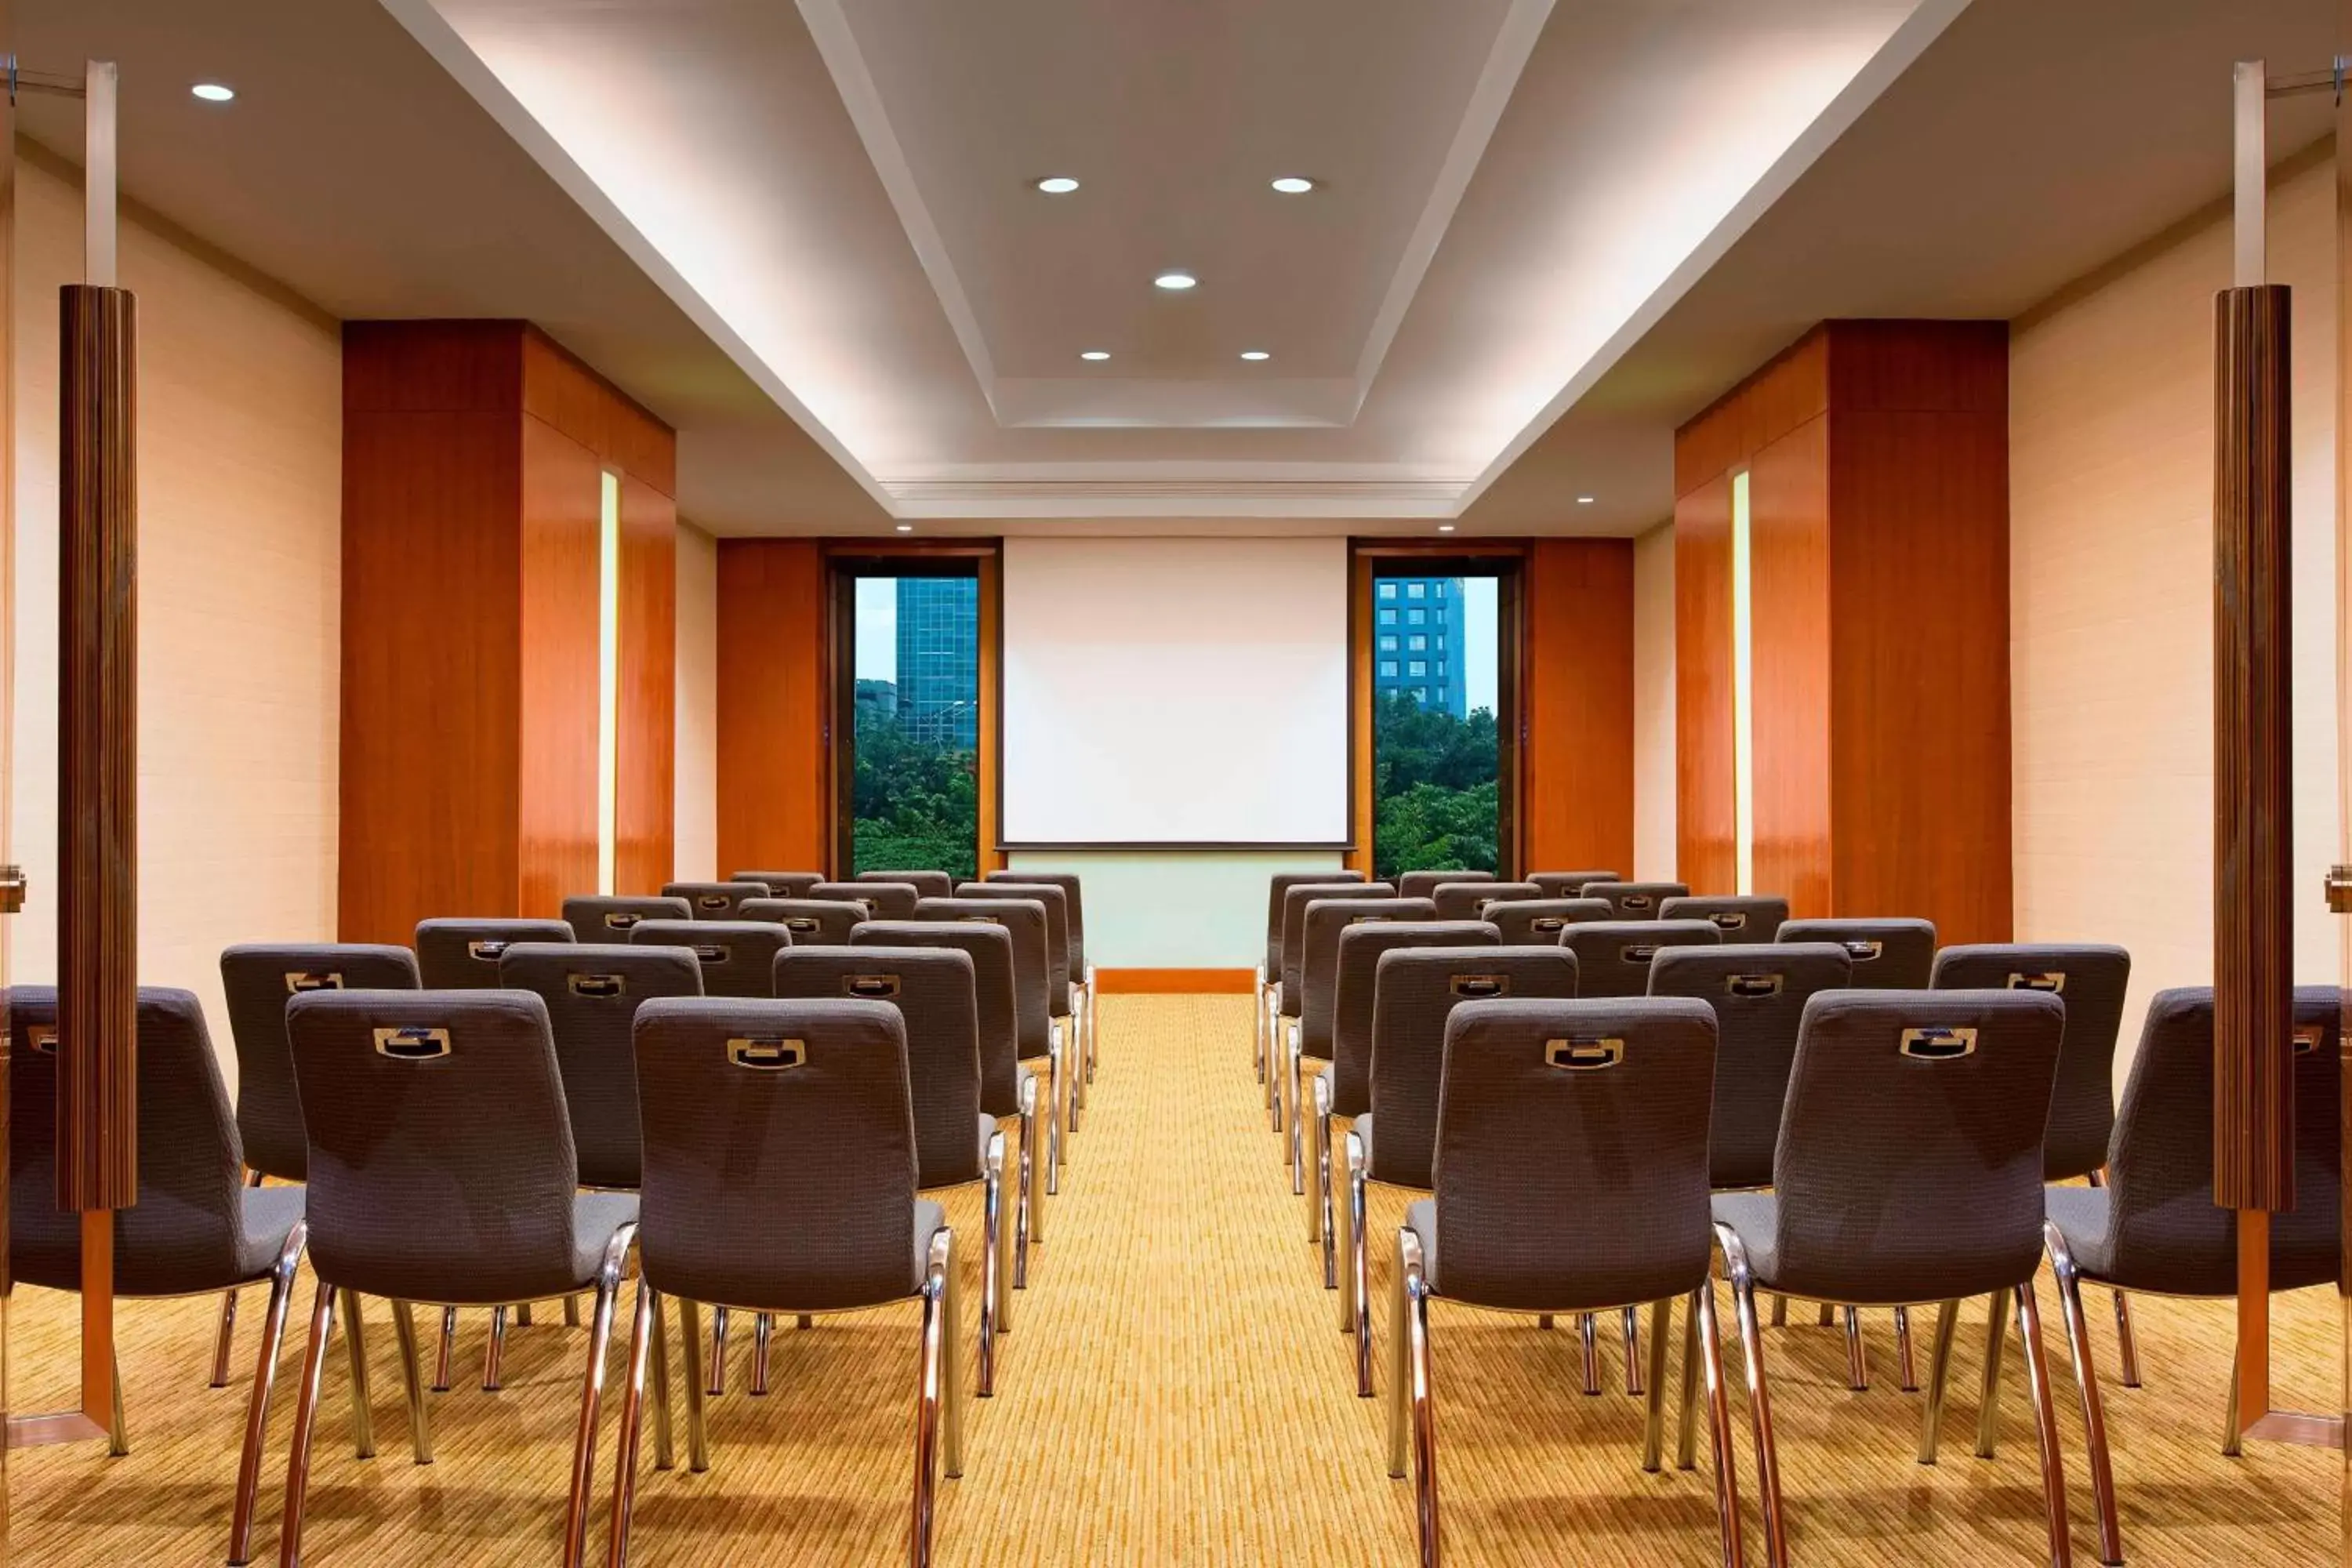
left=1432, top=880, right=1534, bottom=921
left=415, top=918, right=575, bottom=989
left=1770, top=989, right=2063, bottom=1303
left=285, top=989, right=585, bottom=1304
left=1562, top=920, right=1720, bottom=997
left=2100, top=985, right=2341, bottom=1293
left=1330, top=920, right=1499, bottom=1117
left=1301, top=896, right=1438, bottom=1057
left=628, top=920, right=789, bottom=998
left=1579, top=880, right=1690, bottom=920
left=498, top=942, right=704, bottom=1189
left=1398, top=869, right=1492, bottom=901
left=741, top=897, right=863, bottom=946
left=1645, top=943, right=1852, bottom=1189
left=917, top=898, right=1051, bottom=1057
left=1264, top=869, right=1366, bottom=978
left=661, top=880, right=770, bottom=920
left=1280, top=881, right=1395, bottom=1016
left=861, top=869, right=954, bottom=900
left=1932, top=943, right=2131, bottom=1181
left=1430, top=996, right=1718, bottom=1311
left=1527, top=869, right=1621, bottom=898
left=1486, top=898, right=1610, bottom=945
left=960, top=881, right=1070, bottom=1001
left=1658, top=895, right=1791, bottom=941
left=732, top=870, right=826, bottom=898
left=815, top=880, right=918, bottom=921
left=1777, top=916, right=1936, bottom=989
left=1366, top=946, right=1581, bottom=1189
left=775, top=946, right=983, bottom=1188
left=220, top=942, right=420, bottom=1181
left=989, top=869, right=1087, bottom=976
left=633, top=996, right=920, bottom=1311
left=852, top=920, right=1021, bottom=1118
left=562, top=895, right=692, bottom=942
left=9, top=986, right=254, bottom=1296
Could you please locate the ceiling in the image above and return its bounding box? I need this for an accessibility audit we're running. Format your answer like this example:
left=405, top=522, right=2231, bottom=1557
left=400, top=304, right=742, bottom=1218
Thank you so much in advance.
left=15, top=0, right=2339, bottom=537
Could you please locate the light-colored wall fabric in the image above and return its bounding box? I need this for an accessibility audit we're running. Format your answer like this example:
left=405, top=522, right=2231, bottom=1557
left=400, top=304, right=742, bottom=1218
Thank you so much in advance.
left=1007, top=849, right=1344, bottom=971
left=2011, top=155, right=2339, bottom=1078
left=673, top=521, right=719, bottom=880
left=9, top=157, right=343, bottom=1086
left=1631, top=519, right=1678, bottom=881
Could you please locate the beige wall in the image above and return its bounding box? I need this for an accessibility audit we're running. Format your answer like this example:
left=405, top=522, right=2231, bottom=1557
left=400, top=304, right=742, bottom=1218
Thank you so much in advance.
left=2011, top=154, right=2339, bottom=1078
left=9, top=155, right=343, bottom=1087
left=673, top=520, right=718, bottom=880
left=1631, top=518, right=1678, bottom=881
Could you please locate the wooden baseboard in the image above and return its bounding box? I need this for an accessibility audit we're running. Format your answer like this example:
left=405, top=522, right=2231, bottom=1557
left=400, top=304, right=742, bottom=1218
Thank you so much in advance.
left=1094, top=967, right=1257, bottom=994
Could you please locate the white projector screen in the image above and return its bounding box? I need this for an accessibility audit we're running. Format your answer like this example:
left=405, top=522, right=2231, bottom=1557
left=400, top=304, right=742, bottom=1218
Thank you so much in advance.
left=1001, top=536, right=1350, bottom=845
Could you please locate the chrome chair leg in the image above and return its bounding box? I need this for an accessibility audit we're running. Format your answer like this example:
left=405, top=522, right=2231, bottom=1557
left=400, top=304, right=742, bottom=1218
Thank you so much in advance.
left=278, top=1279, right=339, bottom=1568
left=518, top=1301, right=535, bottom=1327
left=1401, top=1233, right=1439, bottom=1568
left=1642, top=1298, right=1672, bottom=1472
left=482, top=1303, right=510, bottom=1393
left=212, top=1169, right=269, bottom=1389
left=751, top=1313, right=774, bottom=1396
left=1047, top=1036, right=1066, bottom=1185
left=608, top=1280, right=659, bottom=1568
left=1677, top=1287, right=1702, bottom=1472
left=648, top=1292, right=673, bottom=1472
left=1893, top=1304, right=1918, bottom=1392
left=1309, top=1073, right=1336, bottom=1286
left=340, top=1289, right=376, bottom=1458
left=1817, top=1301, right=1835, bottom=1327
left=561, top=1225, right=634, bottom=1568
left=1538, top=1314, right=1554, bottom=1330
left=389, top=1301, right=434, bottom=1464
left=1348, top=1132, right=1374, bottom=1397
left=227, top=1224, right=307, bottom=1565
left=678, top=1298, right=710, bottom=1472
left=1624, top=1305, right=1645, bottom=1397
left=980, top=1132, right=1005, bottom=1396
left=1770, top=1294, right=1787, bottom=1327
left=433, top=1306, right=457, bottom=1392
left=1842, top=1305, right=1867, bottom=1391
left=1694, top=1285, right=1746, bottom=1568
left=939, top=1231, right=964, bottom=1481
left=1017, top=1076, right=1042, bottom=1286
left=708, top=1305, right=731, bottom=1396
left=565, top=1294, right=582, bottom=1328
left=913, top=1232, right=952, bottom=1568
left=1918, top=1298, right=1962, bottom=1464
left=1388, top=1228, right=1415, bottom=1479
left=1288, top=1034, right=1308, bottom=1196
left=1975, top=1287, right=2013, bottom=1459
left=2014, top=1278, right=2074, bottom=1568
left=2087, top=1170, right=2142, bottom=1388
left=1717, top=1225, right=1788, bottom=1568
left=1578, top=1312, right=1601, bottom=1396
left=2045, top=1227, right=2122, bottom=1565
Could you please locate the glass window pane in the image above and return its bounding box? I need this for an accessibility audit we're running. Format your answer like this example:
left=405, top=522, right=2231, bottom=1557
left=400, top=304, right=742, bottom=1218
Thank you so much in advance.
left=1406, top=582, right=1425, bottom=599
left=1373, top=571, right=1499, bottom=880
left=1379, top=659, right=1398, bottom=677
left=1408, top=660, right=1427, bottom=677
left=1378, top=607, right=1397, bottom=626
left=853, top=574, right=979, bottom=882
left=1378, top=583, right=1397, bottom=600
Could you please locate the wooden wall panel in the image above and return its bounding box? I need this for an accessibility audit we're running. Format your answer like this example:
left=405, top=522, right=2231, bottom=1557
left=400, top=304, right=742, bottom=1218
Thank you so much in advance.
left=517, top=416, right=602, bottom=921
left=1675, top=476, right=1735, bottom=894
left=619, top=476, right=677, bottom=894
left=716, top=539, right=829, bottom=878
left=1748, top=417, right=1832, bottom=918
left=1523, top=539, right=1635, bottom=876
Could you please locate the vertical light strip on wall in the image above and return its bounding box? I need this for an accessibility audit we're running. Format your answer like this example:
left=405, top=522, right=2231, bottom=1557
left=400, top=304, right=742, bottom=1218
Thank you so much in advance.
left=597, top=470, right=622, bottom=895
left=1730, top=468, right=1755, bottom=895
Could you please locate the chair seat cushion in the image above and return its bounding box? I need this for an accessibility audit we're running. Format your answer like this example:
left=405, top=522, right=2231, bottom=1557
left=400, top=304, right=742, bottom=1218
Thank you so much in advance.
left=15, top=1181, right=311, bottom=1298
left=234, top=1185, right=310, bottom=1283
left=568, top=1192, right=644, bottom=1292
left=1708, top=1192, right=1785, bottom=1293
left=2045, top=1182, right=2334, bottom=1296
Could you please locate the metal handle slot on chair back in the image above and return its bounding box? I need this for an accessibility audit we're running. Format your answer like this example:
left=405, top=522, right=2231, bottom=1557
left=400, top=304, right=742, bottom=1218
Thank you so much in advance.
left=1708, top=911, right=1748, bottom=931
left=1899, top=1026, right=1976, bottom=1061
left=844, top=974, right=902, bottom=1000
left=698, top=894, right=730, bottom=910
left=2007, top=971, right=2065, bottom=993
left=604, top=911, right=643, bottom=931
left=26, top=1025, right=56, bottom=1053
left=691, top=944, right=731, bottom=964
left=373, top=1025, right=452, bottom=1061
left=568, top=973, right=626, bottom=998
left=467, top=940, right=510, bottom=962
left=1621, top=893, right=1653, bottom=912
left=1725, top=971, right=1784, bottom=998
left=1620, top=943, right=1660, bottom=964
left=1545, top=1037, right=1624, bottom=1070
left=726, top=1036, right=807, bottom=1070
left=285, top=971, right=344, bottom=993
left=1843, top=938, right=1883, bottom=961
left=1450, top=974, right=1509, bottom=999
left=786, top=917, right=820, bottom=934
left=2294, top=1025, right=2325, bottom=1056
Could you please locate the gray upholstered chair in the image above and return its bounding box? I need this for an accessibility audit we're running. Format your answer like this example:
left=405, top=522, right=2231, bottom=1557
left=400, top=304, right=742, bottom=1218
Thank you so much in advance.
left=609, top=998, right=961, bottom=1566
left=660, top=880, right=771, bottom=920
left=1259, top=871, right=1366, bottom=1088
left=2040, top=985, right=2339, bottom=1565
left=1433, top=880, right=1537, bottom=921
left=1294, top=895, right=1436, bottom=1196
left=1776, top=916, right=1936, bottom=989
left=960, top=882, right=1078, bottom=1129
left=816, top=879, right=919, bottom=921
left=862, top=868, right=955, bottom=900
left=562, top=895, right=691, bottom=942
left=1388, top=996, right=1741, bottom=1568
left=281, top=989, right=638, bottom=1568
left=1486, top=897, right=1611, bottom=946
left=741, top=897, right=863, bottom=946
left=918, top=896, right=1065, bottom=1190
left=1562, top=920, right=1719, bottom=998
left=1659, top=895, right=1791, bottom=941
left=627, top=919, right=789, bottom=1000
left=10, top=986, right=310, bottom=1566
left=415, top=917, right=573, bottom=989
left=1272, top=879, right=1385, bottom=1128
left=1528, top=869, right=1621, bottom=898
left=499, top=944, right=704, bottom=1191
left=731, top=869, right=826, bottom=898
left=1340, top=946, right=1577, bottom=1396
left=1710, top=989, right=2069, bottom=1567
left=1578, top=880, right=1690, bottom=920
left=985, top=869, right=1094, bottom=1087
left=1397, top=869, right=1491, bottom=901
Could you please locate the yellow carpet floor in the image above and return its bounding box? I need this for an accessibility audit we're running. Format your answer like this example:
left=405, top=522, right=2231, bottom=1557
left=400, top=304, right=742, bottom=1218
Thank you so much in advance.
left=6, top=993, right=2342, bottom=1563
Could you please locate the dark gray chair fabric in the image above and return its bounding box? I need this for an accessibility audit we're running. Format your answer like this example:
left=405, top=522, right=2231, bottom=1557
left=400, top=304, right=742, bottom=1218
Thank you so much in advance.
left=1410, top=996, right=1719, bottom=1311
left=1659, top=895, right=1791, bottom=942
left=1280, top=881, right=1394, bottom=1018
left=1265, top=870, right=1366, bottom=981
left=221, top=942, right=420, bottom=1181
left=1562, top=920, right=1721, bottom=999
left=1579, top=881, right=1690, bottom=920
left=815, top=880, right=919, bottom=921
left=1528, top=869, right=1621, bottom=898
left=989, top=869, right=1089, bottom=978
left=632, top=997, right=938, bottom=1312
left=1301, top=897, right=1439, bottom=1060
left=1645, top=943, right=1853, bottom=1190
left=1776, top=916, right=1936, bottom=989
left=498, top=943, right=704, bottom=1190
left=626, top=920, right=789, bottom=1000
left=1330, top=922, right=1500, bottom=1120
left=415, top=918, right=574, bottom=990
left=1932, top=943, right=2130, bottom=1181
left=1398, top=869, right=1492, bottom=902
left=861, top=869, right=954, bottom=901
left=562, top=896, right=691, bottom=942
left=854, top=920, right=1022, bottom=1119
left=732, top=870, right=826, bottom=899
left=661, top=880, right=771, bottom=921
left=960, top=881, right=1069, bottom=1003
left=917, top=898, right=1051, bottom=1063
left=1362, top=947, right=1581, bottom=1189
left=775, top=947, right=985, bottom=1189
left=2045, top=985, right=2341, bottom=1296
left=285, top=989, right=638, bottom=1305
left=1433, top=880, right=1537, bottom=922
left=1711, top=989, right=2063, bottom=1304
left=741, top=897, right=863, bottom=946
left=11, top=986, right=307, bottom=1297
left=1486, top=898, right=1612, bottom=946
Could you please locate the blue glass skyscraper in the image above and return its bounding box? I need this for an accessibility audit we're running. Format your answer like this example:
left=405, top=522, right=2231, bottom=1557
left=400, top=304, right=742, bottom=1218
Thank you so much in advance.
left=895, top=577, right=980, bottom=746
left=1370, top=575, right=1468, bottom=718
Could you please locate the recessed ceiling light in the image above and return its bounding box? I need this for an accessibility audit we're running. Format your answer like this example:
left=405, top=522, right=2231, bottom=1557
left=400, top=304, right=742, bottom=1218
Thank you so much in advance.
left=1239, top=350, right=1271, bottom=361
left=1270, top=176, right=1316, bottom=194
left=895, top=524, right=914, bottom=533
left=1575, top=495, right=1596, bottom=505
left=1033, top=176, right=1080, bottom=194
left=1438, top=524, right=1457, bottom=533
left=1153, top=270, right=1198, bottom=291
left=191, top=82, right=236, bottom=103
left=1080, top=350, right=1111, bottom=361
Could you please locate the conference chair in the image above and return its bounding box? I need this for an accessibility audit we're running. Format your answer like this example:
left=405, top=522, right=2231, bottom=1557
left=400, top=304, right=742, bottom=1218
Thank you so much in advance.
left=415, top=917, right=573, bottom=989
left=776, top=946, right=1009, bottom=1394
left=610, top=998, right=962, bottom=1568
left=660, top=880, right=771, bottom=920
left=1433, top=880, right=1537, bottom=921
left=1528, top=869, right=1621, bottom=898
left=732, top=870, right=826, bottom=898
left=281, top=989, right=639, bottom=1568
left=985, top=869, right=1096, bottom=1090
left=1397, top=869, right=1491, bottom=901
left=1562, top=920, right=1720, bottom=998
left=1709, top=989, right=2069, bottom=1568
left=918, top=897, right=1065, bottom=1193
left=817, top=879, right=920, bottom=921
left=10, top=987, right=310, bottom=1567
left=1341, top=945, right=1577, bottom=1396
left=1293, top=895, right=1436, bottom=1199
left=1486, top=897, right=1611, bottom=946
left=862, top=868, right=955, bottom=900
left=1276, top=881, right=1397, bottom=1155
left=1258, top=871, right=1367, bottom=1093
left=742, top=896, right=865, bottom=946
left=1387, top=997, right=1742, bottom=1568
left=1776, top=916, right=1936, bottom=989
left=628, top=919, right=790, bottom=999
left=562, top=895, right=691, bottom=942
left=1659, top=895, right=1791, bottom=941
left=1579, top=880, right=1690, bottom=920
left=2040, top=985, right=2339, bottom=1566
left=958, top=881, right=1079, bottom=1129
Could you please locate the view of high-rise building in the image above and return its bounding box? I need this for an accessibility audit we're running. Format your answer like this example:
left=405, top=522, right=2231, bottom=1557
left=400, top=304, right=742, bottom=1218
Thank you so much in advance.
left=1370, top=575, right=1468, bottom=718
left=895, top=576, right=980, bottom=746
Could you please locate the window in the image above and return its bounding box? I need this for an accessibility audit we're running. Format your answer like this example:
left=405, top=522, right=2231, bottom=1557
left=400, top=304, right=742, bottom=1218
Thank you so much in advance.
left=1436, top=635, right=1446, bottom=652
left=1408, top=660, right=1427, bottom=677
left=1378, top=607, right=1397, bottom=626
left=1406, top=582, right=1426, bottom=599
left=1436, top=661, right=1446, bottom=678
left=1408, top=634, right=1427, bottom=652
left=1378, top=583, right=1398, bottom=601
left=1366, top=560, right=1515, bottom=883
left=1433, top=581, right=1446, bottom=599
left=835, top=561, right=984, bottom=881
left=1379, top=634, right=1398, bottom=652
left=1408, top=607, right=1426, bottom=626
left=1380, top=659, right=1399, bottom=677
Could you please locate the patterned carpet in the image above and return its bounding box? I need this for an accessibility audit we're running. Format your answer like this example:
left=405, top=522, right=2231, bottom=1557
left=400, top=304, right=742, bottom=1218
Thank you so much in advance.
left=6, top=993, right=2341, bottom=1563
